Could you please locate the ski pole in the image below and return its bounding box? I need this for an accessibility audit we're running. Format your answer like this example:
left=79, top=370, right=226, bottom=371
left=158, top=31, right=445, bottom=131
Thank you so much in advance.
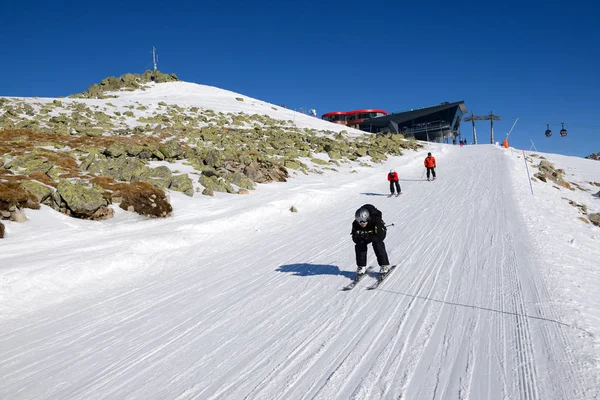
left=421, top=169, right=426, bottom=179
left=385, top=223, right=395, bottom=227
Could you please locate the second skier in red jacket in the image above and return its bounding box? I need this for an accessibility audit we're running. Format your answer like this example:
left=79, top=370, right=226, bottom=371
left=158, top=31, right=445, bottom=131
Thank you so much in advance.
left=387, top=169, right=401, bottom=197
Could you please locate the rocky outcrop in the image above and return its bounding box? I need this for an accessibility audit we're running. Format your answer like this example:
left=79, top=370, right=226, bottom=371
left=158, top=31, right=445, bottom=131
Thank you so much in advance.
left=70, top=71, right=179, bottom=99
left=534, top=160, right=571, bottom=189
left=589, top=213, right=600, bottom=227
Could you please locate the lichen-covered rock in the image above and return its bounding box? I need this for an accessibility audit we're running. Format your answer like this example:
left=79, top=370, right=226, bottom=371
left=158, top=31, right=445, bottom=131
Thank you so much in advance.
left=228, top=172, right=255, bottom=190
left=198, top=174, right=235, bottom=194
left=169, top=174, right=193, bottom=196
left=105, top=143, right=127, bottom=157
left=117, top=157, right=151, bottom=182
left=327, top=150, right=342, bottom=160
left=46, top=166, right=69, bottom=181
left=243, top=160, right=288, bottom=183
left=589, top=213, right=600, bottom=227
left=125, top=144, right=144, bottom=157
left=149, top=166, right=172, bottom=180
left=4, top=153, right=55, bottom=174
left=284, top=159, right=303, bottom=170
left=145, top=177, right=169, bottom=190
left=354, top=148, right=368, bottom=157
left=56, top=180, right=107, bottom=218
left=19, top=180, right=54, bottom=203
left=41, top=190, right=62, bottom=211
left=159, top=140, right=184, bottom=159
left=199, top=148, right=222, bottom=168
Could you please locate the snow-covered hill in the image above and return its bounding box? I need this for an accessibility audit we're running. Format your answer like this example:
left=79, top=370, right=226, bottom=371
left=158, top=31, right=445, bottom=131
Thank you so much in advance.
left=1, top=82, right=599, bottom=399
left=1, top=81, right=364, bottom=135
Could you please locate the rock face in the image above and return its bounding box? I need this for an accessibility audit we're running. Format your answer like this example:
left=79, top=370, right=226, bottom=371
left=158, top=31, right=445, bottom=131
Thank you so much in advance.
left=589, top=213, right=600, bottom=227
left=0, top=221, right=4, bottom=238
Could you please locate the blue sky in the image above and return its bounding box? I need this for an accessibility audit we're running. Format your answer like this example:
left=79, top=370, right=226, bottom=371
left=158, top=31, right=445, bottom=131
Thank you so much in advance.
left=2, top=0, right=599, bottom=157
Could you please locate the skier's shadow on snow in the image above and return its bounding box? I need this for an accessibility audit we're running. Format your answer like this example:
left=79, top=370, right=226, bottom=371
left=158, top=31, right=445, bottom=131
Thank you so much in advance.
left=277, top=263, right=354, bottom=279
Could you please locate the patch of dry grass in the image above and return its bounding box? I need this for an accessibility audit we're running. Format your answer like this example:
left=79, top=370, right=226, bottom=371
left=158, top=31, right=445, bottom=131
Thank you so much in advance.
left=90, top=178, right=172, bottom=217
left=0, top=182, right=40, bottom=211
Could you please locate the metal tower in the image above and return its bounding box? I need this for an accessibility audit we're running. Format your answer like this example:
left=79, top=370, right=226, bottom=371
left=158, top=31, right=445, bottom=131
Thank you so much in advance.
left=464, top=113, right=482, bottom=144
left=480, top=110, right=501, bottom=144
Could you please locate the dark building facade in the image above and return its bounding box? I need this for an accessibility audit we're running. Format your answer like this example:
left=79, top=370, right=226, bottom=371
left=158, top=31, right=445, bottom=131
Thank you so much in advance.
left=358, top=101, right=467, bottom=142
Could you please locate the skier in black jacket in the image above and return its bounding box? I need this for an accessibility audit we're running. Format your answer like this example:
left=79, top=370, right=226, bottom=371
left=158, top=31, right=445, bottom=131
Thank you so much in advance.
left=351, top=204, right=390, bottom=277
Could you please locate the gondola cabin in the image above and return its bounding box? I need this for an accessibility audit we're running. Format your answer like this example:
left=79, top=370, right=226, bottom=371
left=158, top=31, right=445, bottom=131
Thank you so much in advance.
left=545, top=124, right=552, bottom=138
left=560, top=122, right=567, bottom=137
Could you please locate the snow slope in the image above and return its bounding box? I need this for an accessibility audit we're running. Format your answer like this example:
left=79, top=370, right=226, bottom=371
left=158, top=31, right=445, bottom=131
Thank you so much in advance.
left=1, top=83, right=599, bottom=399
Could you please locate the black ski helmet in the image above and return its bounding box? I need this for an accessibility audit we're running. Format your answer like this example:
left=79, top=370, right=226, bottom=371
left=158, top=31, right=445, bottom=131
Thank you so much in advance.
left=355, top=206, right=370, bottom=223
left=428, top=152, right=432, bottom=156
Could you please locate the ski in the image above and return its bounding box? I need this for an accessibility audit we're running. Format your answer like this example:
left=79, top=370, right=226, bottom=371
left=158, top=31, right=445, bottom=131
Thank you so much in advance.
left=366, top=265, right=398, bottom=290
left=342, top=267, right=373, bottom=291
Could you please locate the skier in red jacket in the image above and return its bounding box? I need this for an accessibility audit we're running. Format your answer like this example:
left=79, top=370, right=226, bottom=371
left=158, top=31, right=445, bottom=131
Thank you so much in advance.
left=424, top=152, right=436, bottom=181
left=387, top=169, right=401, bottom=197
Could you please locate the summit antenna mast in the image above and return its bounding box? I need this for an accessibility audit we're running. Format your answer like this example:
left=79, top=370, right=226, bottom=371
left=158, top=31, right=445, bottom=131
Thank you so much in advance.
left=152, top=47, right=158, bottom=73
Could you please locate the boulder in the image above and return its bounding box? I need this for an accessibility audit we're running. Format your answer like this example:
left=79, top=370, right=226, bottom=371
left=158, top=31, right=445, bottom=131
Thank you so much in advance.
left=158, top=140, right=184, bottom=159
left=169, top=174, right=194, bottom=196
left=4, top=153, right=55, bottom=174
left=56, top=180, right=107, bottom=218
left=104, top=143, right=127, bottom=157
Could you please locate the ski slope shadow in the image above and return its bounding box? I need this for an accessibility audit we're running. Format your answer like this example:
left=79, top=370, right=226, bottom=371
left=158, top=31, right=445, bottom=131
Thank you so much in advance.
left=376, top=289, right=594, bottom=336
left=277, top=263, right=355, bottom=279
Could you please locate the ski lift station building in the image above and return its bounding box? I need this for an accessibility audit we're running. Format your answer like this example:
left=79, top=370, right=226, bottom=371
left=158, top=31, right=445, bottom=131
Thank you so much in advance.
left=322, top=101, right=468, bottom=143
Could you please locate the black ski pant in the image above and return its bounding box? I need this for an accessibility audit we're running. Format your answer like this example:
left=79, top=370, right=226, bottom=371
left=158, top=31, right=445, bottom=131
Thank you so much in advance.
left=389, top=180, right=401, bottom=194
left=426, top=167, right=436, bottom=179
left=355, top=240, right=389, bottom=267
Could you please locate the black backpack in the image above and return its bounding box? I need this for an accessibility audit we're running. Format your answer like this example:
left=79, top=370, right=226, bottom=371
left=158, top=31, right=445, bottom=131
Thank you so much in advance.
left=364, top=204, right=382, bottom=223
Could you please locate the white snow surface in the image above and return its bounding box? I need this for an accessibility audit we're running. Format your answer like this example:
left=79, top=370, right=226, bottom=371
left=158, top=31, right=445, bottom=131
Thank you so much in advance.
left=1, top=82, right=600, bottom=399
